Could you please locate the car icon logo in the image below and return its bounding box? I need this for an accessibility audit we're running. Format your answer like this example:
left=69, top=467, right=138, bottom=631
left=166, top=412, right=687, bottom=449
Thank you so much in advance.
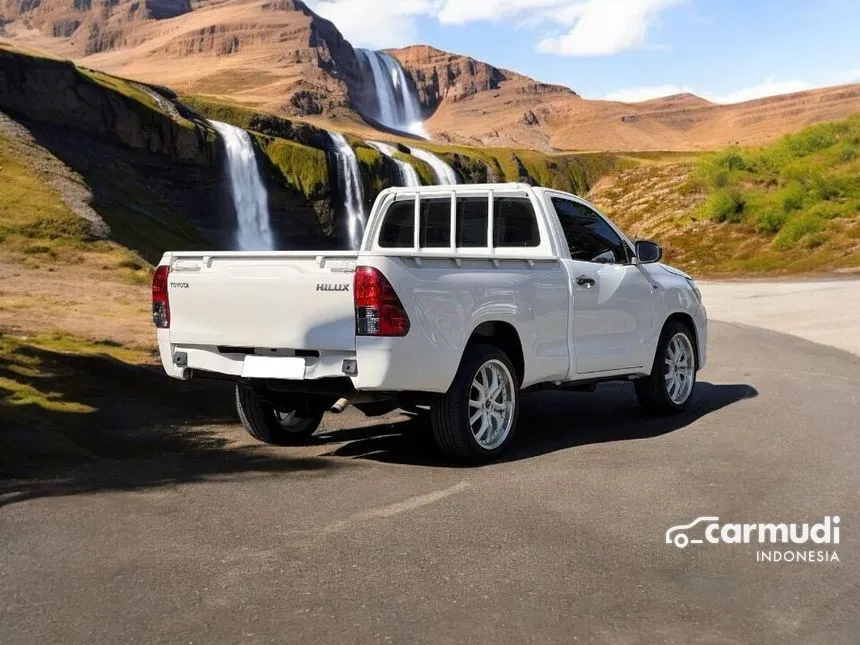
left=666, top=516, right=720, bottom=549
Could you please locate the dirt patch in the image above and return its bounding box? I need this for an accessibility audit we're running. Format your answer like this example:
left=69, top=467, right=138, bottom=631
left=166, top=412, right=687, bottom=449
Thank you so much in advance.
left=0, top=259, right=152, bottom=348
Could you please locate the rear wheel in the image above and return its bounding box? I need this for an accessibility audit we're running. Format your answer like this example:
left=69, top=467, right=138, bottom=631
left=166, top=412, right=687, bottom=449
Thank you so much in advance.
left=430, top=344, right=520, bottom=463
left=235, top=384, right=325, bottom=445
left=634, top=321, right=697, bottom=414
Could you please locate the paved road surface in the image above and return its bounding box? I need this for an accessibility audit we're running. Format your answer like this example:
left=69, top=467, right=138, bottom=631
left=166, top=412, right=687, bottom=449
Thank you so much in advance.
left=700, top=278, right=860, bottom=356
left=2, top=318, right=858, bottom=644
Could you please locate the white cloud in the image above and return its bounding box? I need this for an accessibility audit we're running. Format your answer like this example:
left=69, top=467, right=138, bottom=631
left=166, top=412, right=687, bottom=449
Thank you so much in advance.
left=599, top=71, right=860, bottom=105
left=537, top=0, right=685, bottom=56
left=305, top=0, right=437, bottom=48
left=435, top=0, right=573, bottom=24
left=305, top=0, right=680, bottom=55
left=707, top=79, right=813, bottom=104
left=602, top=84, right=692, bottom=102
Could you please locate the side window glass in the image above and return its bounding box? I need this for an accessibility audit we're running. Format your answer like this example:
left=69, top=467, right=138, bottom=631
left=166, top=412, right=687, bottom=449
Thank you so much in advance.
left=551, top=198, right=629, bottom=264
left=420, top=198, right=451, bottom=248
left=456, top=197, right=489, bottom=248
left=378, top=200, right=414, bottom=248
left=494, top=197, right=540, bottom=247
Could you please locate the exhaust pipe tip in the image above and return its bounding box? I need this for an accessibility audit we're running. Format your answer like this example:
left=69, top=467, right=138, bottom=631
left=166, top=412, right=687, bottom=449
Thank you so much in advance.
left=330, top=397, right=351, bottom=414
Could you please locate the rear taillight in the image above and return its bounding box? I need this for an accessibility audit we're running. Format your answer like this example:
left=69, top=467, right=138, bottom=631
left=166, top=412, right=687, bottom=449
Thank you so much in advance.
left=152, top=265, right=170, bottom=328
left=354, top=266, right=410, bottom=337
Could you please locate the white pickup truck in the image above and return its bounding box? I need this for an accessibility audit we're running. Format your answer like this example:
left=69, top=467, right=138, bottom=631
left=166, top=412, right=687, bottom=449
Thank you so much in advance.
left=152, top=183, right=707, bottom=463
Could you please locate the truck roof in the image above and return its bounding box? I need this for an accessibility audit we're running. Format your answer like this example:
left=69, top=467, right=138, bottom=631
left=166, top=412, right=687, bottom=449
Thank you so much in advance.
left=381, top=183, right=541, bottom=196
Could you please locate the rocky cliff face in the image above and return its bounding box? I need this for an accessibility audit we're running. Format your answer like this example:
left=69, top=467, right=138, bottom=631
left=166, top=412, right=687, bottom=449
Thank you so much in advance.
left=0, top=0, right=377, bottom=120
left=389, top=45, right=575, bottom=111
left=0, top=47, right=214, bottom=164
left=0, top=44, right=340, bottom=259
left=1, top=0, right=192, bottom=55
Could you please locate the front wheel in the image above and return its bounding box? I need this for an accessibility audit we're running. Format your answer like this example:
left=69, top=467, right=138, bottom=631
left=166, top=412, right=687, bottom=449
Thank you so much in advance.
left=235, top=385, right=325, bottom=445
left=430, top=344, right=520, bottom=463
left=634, top=321, right=697, bottom=414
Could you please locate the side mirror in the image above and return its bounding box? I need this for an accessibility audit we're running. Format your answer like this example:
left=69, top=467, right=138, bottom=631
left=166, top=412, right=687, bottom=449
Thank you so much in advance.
left=635, top=240, right=663, bottom=264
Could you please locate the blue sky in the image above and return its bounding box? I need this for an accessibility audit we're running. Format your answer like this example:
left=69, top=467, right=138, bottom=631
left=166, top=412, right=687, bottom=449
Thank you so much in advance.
left=306, top=0, right=860, bottom=103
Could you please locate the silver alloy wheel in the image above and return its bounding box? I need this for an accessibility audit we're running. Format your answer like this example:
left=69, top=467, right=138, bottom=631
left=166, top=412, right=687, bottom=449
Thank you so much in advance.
left=468, top=359, right=516, bottom=450
left=664, top=332, right=695, bottom=405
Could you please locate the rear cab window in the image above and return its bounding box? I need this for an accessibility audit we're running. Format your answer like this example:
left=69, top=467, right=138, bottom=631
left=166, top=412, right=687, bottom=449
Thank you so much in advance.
left=378, top=201, right=416, bottom=247
left=375, top=191, right=547, bottom=254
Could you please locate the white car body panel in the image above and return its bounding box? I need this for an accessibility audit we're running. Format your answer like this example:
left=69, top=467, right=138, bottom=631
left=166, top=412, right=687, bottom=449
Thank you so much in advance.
left=155, top=183, right=707, bottom=395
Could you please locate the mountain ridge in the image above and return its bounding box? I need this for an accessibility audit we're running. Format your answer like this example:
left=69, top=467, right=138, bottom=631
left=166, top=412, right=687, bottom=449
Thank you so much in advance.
left=2, top=0, right=859, bottom=151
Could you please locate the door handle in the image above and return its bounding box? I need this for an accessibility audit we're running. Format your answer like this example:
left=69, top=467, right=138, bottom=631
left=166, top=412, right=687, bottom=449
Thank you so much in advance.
left=576, top=276, right=596, bottom=288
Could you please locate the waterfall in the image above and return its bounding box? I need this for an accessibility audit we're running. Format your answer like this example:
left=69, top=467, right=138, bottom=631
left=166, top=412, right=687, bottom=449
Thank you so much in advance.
left=328, top=132, right=367, bottom=250
left=409, top=147, right=459, bottom=185
left=367, top=141, right=422, bottom=187
left=209, top=120, right=274, bottom=251
left=357, top=48, right=427, bottom=138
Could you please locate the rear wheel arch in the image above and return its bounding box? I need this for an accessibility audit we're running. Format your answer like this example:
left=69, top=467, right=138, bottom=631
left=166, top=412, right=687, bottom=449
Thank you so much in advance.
left=465, top=321, right=524, bottom=386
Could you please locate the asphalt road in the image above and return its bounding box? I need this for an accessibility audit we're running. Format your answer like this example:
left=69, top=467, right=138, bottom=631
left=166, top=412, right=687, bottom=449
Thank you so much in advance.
left=2, top=318, right=859, bottom=645
left=700, top=278, right=860, bottom=357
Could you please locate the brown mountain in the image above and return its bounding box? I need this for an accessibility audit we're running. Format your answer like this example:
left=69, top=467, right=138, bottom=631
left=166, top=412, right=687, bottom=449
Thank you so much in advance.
left=3, top=0, right=860, bottom=151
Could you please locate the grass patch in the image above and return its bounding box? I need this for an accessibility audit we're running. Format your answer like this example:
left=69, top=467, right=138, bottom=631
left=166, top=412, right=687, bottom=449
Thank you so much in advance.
left=0, top=332, right=153, bottom=430
left=78, top=68, right=169, bottom=118
left=259, top=136, right=329, bottom=200
left=693, top=115, right=860, bottom=249
left=773, top=213, right=826, bottom=249
left=180, top=94, right=257, bottom=129
left=0, top=133, right=88, bottom=254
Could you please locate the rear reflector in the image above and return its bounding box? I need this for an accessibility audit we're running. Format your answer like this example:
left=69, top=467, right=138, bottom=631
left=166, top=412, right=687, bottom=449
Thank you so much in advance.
left=354, top=266, right=410, bottom=337
left=152, top=265, right=170, bottom=328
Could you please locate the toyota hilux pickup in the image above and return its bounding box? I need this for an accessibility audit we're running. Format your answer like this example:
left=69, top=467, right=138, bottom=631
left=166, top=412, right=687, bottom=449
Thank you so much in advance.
left=152, top=184, right=707, bottom=463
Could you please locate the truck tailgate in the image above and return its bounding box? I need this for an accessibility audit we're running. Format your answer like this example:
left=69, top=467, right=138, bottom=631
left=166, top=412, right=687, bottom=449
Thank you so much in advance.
left=166, top=252, right=357, bottom=351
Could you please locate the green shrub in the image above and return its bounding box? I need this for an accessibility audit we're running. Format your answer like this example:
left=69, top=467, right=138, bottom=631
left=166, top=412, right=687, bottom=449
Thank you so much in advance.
left=783, top=127, right=837, bottom=157
left=700, top=188, right=745, bottom=223
left=809, top=173, right=844, bottom=201
left=806, top=202, right=845, bottom=220
left=838, top=144, right=857, bottom=163
left=696, top=160, right=730, bottom=189
left=755, top=208, right=788, bottom=234
left=716, top=150, right=747, bottom=171
left=804, top=232, right=829, bottom=249
left=779, top=182, right=807, bottom=212
left=773, top=214, right=825, bottom=249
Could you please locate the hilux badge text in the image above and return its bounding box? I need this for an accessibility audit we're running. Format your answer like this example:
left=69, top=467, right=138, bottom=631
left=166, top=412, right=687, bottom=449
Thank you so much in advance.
left=316, top=283, right=350, bottom=292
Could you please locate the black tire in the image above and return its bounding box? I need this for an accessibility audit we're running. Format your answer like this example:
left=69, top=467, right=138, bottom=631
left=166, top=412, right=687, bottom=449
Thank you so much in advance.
left=634, top=320, right=697, bottom=414
left=430, top=344, right=520, bottom=464
left=235, top=384, right=324, bottom=446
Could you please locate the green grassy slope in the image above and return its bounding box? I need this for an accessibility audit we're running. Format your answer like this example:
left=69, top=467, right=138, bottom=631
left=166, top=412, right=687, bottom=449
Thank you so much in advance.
left=0, top=131, right=148, bottom=279
left=589, top=116, right=860, bottom=275
left=694, top=116, right=860, bottom=249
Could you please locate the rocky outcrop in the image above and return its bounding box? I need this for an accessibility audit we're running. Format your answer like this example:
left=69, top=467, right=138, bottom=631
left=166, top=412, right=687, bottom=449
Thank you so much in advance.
left=0, top=47, right=215, bottom=165
left=0, top=44, right=340, bottom=257
left=388, top=45, right=575, bottom=111
left=1, top=0, right=193, bottom=54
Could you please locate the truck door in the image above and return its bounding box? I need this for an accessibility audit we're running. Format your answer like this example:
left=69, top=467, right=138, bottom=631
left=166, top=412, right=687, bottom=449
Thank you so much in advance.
left=548, top=196, right=655, bottom=374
